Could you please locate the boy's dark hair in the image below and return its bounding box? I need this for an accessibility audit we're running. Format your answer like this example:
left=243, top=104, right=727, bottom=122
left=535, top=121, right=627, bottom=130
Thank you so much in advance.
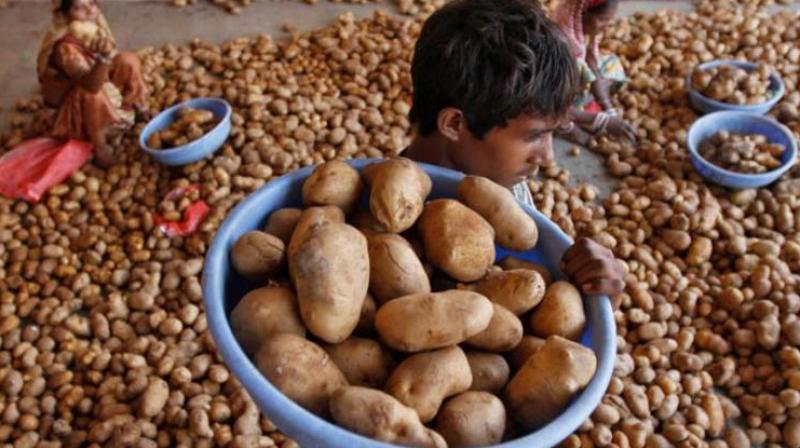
left=410, top=0, right=579, bottom=138
left=60, top=0, right=73, bottom=14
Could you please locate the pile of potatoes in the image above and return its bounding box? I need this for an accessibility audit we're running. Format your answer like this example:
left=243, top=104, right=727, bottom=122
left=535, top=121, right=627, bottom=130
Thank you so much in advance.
left=228, top=157, right=598, bottom=447
left=698, top=131, right=786, bottom=174
left=691, top=63, right=774, bottom=105
left=146, top=107, right=220, bottom=150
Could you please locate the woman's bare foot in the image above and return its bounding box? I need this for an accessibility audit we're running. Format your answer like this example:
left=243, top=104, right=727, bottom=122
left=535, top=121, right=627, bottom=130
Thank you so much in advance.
left=556, top=125, right=593, bottom=147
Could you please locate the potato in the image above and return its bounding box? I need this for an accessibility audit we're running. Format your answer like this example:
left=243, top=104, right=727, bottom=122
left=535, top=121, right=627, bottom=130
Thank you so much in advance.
left=355, top=293, right=377, bottom=336
left=504, top=336, right=597, bottom=429
left=418, top=199, right=495, bottom=282
left=509, top=336, right=546, bottom=370
left=287, top=206, right=345, bottom=256
left=302, top=160, right=363, bottom=214
left=230, top=286, right=305, bottom=355
left=435, top=391, right=506, bottom=448
left=473, top=269, right=546, bottom=315
left=465, top=351, right=510, bottom=394
left=329, top=386, right=447, bottom=448
left=375, top=290, right=493, bottom=352
left=366, top=232, right=431, bottom=304
left=362, top=157, right=432, bottom=233
left=230, top=231, right=285, bottom=281
left=324, top=337, right=394, bottom=389
left=458, top=175, right=538, bottom=250
left=499, top=256, right=553, bottom=285
left=264, top=208, right=303, bottom=244
left=290, top=222, right=369, bottom=343
left=530, top=281, right=586, bottom=341
left=386, top=346, right=472, bottom=423
left=466, top=304, right=523, bottom=352
left=255, top=333, right=347, bottom=417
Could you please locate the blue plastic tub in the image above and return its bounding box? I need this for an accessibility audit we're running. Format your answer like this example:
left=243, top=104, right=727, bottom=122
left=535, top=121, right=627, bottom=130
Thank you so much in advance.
left=202, top=159, right=617, bottom=448
left=139, top=97, right=232, bottom=166
left=686, top=60, right=784, bottom=115
left=687, top=111, right=798, bottom=189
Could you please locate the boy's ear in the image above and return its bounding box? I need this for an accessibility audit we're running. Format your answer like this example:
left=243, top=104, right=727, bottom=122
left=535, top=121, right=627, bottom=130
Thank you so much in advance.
left=436, top=108, right=465, bottom=142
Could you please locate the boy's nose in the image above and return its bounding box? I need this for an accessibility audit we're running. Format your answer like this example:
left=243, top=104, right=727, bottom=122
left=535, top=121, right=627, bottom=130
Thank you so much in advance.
left=533, top=143, right=555, bottom=168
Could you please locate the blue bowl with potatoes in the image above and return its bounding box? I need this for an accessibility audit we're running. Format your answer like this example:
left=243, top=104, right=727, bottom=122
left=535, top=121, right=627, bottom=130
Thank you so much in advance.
left=202, top=159, right=616, bottom=448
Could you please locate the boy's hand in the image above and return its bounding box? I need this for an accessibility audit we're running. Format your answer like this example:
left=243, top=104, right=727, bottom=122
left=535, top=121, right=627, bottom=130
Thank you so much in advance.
left=561, top=237, right=625, bottom=301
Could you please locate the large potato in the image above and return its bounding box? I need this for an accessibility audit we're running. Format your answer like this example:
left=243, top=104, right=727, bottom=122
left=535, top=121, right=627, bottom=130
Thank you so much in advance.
left=473, top=269, right=546, bottom=315
left=465, top=351, right=510, bottom=394
left=530, top=281, right=586, bottom=341
left=418, top=199, right=495, bottom=282
left=302, top=161, right=363, bottom=214
left=230, top=286, right=305, bottom=355
left=375, top=290, right=493, bottom=352
left=362, top=157, right=432, bottom=233
left=435, top=391, right=506, bottom=448
left=329, top=386, right=447, bottom=448
left=287, top=206, right=345, bottom=256
left=386, top=346, right=472, bottom=423
left=499, top=256, right=553, bottom=286
left=458, top=175, right=538, bottom=250
left=466, top=304, right=523, bottom=352
left=290, top=222, right=369, bottom=343
left=255, top=334, right=347, bottom=417
left=509, top=336, right=546, bottom=370
left=263, top=208, right=303, bottom=245
left=366, top=232, right=431, bottom=304
left=231, top=231, right=285, bottom=281
left=355, top=293, right=377, bottom=336
left=504, top=336, right=597, bottom=429
left=324, top=337, right=394, bottom=389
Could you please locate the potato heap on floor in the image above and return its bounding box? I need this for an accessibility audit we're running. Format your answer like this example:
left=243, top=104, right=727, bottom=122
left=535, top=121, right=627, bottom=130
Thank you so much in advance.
left=229, top=158, right=598, bottom=447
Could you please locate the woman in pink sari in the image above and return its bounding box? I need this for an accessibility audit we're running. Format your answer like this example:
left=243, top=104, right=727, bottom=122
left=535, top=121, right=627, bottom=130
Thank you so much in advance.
left=552, top=0, right=636, bottom=146
left=38, top=0, right=147, bottom=165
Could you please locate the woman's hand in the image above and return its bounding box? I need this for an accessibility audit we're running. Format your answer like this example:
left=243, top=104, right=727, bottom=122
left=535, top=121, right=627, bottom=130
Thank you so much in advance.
left=591, top=78, right=614, bottom=110
left=91, top=37, right=116, bottom=58
left=605, top=116, right=637, bottom=142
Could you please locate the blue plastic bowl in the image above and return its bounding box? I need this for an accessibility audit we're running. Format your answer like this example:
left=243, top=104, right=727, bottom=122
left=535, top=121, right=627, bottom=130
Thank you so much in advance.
left=686, top=60, right=784, bottom=115
left=202, top=159, right=616, bottom=448
left=139, top=97, right=232, bottom=166
left=687, top=111, right=798, bottom=189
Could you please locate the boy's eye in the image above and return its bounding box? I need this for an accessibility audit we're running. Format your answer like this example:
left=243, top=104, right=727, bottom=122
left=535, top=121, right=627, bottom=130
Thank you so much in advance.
left=526, top=133, right=545, bottom=143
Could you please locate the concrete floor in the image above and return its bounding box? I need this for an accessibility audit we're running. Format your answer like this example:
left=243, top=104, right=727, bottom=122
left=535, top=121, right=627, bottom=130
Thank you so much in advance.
left=0, top=0, right=796, bottom=194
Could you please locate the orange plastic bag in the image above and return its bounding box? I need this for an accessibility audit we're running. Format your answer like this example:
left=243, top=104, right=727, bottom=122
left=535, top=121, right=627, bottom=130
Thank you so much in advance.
left=153, top=184, right=211, bottom=238
left=0, top=138, right=93, bottom=202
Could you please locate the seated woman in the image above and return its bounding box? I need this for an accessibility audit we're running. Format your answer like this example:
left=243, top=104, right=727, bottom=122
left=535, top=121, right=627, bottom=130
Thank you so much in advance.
left=553, top=0, right=635, bottom=145
left=38, top=0, right=147, bottom=166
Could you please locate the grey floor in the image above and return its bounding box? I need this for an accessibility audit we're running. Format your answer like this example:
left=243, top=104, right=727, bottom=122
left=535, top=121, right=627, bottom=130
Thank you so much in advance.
left=0, top=0, right=796, bottom=193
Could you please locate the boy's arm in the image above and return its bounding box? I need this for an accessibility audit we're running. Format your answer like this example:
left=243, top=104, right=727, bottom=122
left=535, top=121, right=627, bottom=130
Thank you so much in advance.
left=560, top=237, right=625, bottom=308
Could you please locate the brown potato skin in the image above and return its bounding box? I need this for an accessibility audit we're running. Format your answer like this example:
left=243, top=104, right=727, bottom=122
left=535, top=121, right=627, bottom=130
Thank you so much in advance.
left=230, top=286, right=305, bottom=355
left=287, top=206, right=345, bottom=256
left=302, top=161, right=364, bottom=214
left=473, top=269, right=546, bottom=315
left=499, top=256, right=553, bottom=286
left=458, top=175, right=538, bottom=251
left=290, top=222, right=369, bottom=343
left=255, top=333, right=347, bottom=417
left=375, top=290, right=493, bottom=352
left=466, top=304, right=524, bottom=352
left=362, top=157, right=432, bottom=233
left=504, top=336, right=597, bottom=430
left=329, top=386, right=447, bottom=448
left=263, top=208, right=303, bottom=245
left=530, top=281, right=587, bottom=341
left=418, top=199, right=496, bottom=282
left=324, top=337, right=394, bottom=389
left=231, top=231, right=285, bottom=281
left=465, top=351, right=510, bottom=394
left=435, top=391, right=506, bottom=448
left=355, top=293, right=377, bottom=336
left=366, top=232, right=431, bottom=304
left=386, top=346, right=473, bottom=423
left=509, top=336, right=547, bottom=371
left=350, top=210, right=387, bottom=233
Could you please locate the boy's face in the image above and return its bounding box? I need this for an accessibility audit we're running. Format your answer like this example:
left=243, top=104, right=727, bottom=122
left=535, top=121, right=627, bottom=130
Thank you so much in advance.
left=450, top=114, right=559, bottom=187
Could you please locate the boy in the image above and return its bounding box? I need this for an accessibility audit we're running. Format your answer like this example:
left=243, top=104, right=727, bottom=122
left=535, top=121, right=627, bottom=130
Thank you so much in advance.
left=404, top=0, right=625, bottom=298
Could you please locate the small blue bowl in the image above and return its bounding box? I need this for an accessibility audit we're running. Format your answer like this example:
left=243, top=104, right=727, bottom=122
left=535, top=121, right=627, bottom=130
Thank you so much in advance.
left=139, top=97, right=232, bottom=166
left=203, top=159, right=617, bottom=448
left=687, top=111, right=798, bottom=189
left=686, top=60, right=784, bottom=115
